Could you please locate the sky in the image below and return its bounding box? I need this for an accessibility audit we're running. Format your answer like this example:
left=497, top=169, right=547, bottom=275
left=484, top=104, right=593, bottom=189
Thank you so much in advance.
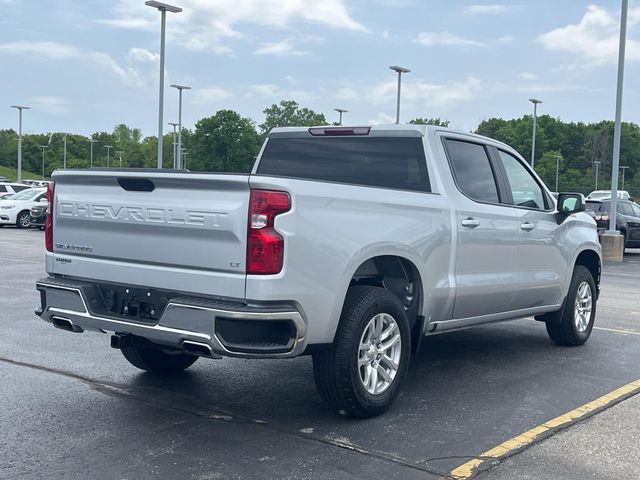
left=0, top=0, right=639, bottom=136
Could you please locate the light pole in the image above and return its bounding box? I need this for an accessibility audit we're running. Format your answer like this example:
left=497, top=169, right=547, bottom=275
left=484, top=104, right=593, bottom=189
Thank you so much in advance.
left=87, top=138, right=97, bottom=168
left=620, top=166, right=629, bottom=191
left=168, top=122, right=178, bottom=168
left=594, top=161, right=601, bottom=190
left=607, top=0, right=628, bottom=236
left=555, top=155, right=562, bottom=193
left=104, top=145, right=113, bottom=168
left=170, top=84, right=191, bottom=169
left=334, top=108, right=348, bottom=126
left=63, top=133, right=67, bottom=168
left=389, top=65, right=410, bottom=124
left=116, top=150, right=124, bottom=168
left=146, top=1, right=182, bottom=169
left=11, top=105, right=30, bottom=183
left=39, top=145, right=48, bottom=180
left=529, top=98, right=543, bottom=169
left=181, top=149, right=188, bottom=169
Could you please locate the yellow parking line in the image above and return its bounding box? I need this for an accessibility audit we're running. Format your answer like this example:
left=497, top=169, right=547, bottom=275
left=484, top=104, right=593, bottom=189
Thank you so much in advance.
left=594, top=326, right=640, bottom=336
left=448, top=379, right=640, bottom=479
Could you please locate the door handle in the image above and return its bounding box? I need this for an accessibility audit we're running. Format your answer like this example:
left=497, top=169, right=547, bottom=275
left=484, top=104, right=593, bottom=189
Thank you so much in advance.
left=461, top=218, right=480, bottom=229
left=520, top=222, right=536, bottom=231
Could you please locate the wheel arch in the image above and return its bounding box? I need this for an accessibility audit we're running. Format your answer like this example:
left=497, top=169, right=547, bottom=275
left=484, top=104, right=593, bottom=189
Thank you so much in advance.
left=573, top=248, right=601, bottom=299
left=329, top=249, right=426, bottom=346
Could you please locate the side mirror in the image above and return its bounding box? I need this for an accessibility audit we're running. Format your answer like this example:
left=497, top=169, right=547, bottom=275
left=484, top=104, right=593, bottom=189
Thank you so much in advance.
left=556, top=193, right=585, bottom=223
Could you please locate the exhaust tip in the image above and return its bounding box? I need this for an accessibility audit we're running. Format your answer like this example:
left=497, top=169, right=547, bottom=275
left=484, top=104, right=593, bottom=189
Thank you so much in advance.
left=51, top=316, right=83, bottom=333
left=182, top=340, right=219, bottom=358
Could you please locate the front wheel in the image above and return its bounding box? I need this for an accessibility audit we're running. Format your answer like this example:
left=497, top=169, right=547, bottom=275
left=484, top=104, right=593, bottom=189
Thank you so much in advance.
left=121, top=343, right=198, bottom=373
left=546, top=265, right=596, bottom=346
left=312, top=286, right=410, bottom=418
left=16, top=211, right=31, bottom=229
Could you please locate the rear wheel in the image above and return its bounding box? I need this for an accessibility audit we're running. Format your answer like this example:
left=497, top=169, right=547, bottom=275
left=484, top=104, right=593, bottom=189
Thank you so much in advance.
left=16, top=210, right=30, bottom=229
left=312, top=286, right=410, bottom=417
left=545, top=265, right=596, bottom=346
left=121, top=343, right=198, bottom=373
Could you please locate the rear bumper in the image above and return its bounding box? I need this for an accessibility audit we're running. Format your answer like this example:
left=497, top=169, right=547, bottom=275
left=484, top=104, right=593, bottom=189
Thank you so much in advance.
left=35, top=277, right=307, bottom=359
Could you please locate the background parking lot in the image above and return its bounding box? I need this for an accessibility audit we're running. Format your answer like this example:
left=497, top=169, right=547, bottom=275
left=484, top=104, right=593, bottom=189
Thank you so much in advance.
left=2, top=228, right=640, bottom=479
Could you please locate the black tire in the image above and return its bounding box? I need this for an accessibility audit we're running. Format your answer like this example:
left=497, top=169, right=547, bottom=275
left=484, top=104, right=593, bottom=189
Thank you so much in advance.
left=312, top=286, right=411, bottom=418
left=121, top=344, right=198, bottom=373
left=16, top=210, right=30, bottom=229
left=545, top=265, right=596, bottom=346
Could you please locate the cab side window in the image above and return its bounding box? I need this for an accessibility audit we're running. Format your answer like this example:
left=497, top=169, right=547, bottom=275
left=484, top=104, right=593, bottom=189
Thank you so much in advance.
left=497, top=151, right=546, bottom=210
left=445, top=139, right=500, bottom=203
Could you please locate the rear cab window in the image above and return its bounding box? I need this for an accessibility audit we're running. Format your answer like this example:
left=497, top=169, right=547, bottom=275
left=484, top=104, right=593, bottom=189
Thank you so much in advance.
left=443, top=138, right=500, bottom=203
left=257, top=136, right=430, bottom=193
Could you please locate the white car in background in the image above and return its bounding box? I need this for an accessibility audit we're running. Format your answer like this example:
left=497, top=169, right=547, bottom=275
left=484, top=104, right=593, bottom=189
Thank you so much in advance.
left=0, top=188, right=47, bottom=228
left=587, top=190, right=631, bottom=201
left=0, top=182, right=32, bottom=198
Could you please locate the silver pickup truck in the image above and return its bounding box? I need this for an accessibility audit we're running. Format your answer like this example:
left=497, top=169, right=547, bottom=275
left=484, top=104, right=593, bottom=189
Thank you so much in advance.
left=36, top=125, right=601, bottom=417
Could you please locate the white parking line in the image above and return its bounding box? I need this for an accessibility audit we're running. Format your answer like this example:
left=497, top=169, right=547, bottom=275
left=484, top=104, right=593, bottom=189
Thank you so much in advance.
left=594, top=326, right=640, bottom=336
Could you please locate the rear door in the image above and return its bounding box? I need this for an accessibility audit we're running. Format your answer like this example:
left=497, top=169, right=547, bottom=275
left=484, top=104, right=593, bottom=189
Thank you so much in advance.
left=52, top=170, right=250, bottom=299
left=443, top=137, right=521, bottom=319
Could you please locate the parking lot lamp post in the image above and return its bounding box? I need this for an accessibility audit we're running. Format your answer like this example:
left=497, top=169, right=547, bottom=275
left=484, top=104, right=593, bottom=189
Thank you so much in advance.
left=334, top=108, right=348, bottom=126
left=389, top=66, right=410, bottom=124
left=39, top=145, right=48, bottom=180
left=11, top=105, right=30, bottom=183
left=594, top=161, right=601, bottom=190
left=181, top=149, right=188, bottom=169
left=168, top=122, right=178, bottom=168
left=117, top=151, right=124, bottom=168
left=555, top=155, right=562, bottom=193
left=87, top=138, right=96, bottom=168
left=146, top=1, right=182, bottom=169
left=63, top=133, right=67, bottom=168
left=529, top=98, right=542, bottom=169
left=104, top=145, right=113, bottom=168
left=608, top=0, right=628, bottom=235
left=620, top=166, right=629, bottom=191
left=170, top=84, right=190, bottom=169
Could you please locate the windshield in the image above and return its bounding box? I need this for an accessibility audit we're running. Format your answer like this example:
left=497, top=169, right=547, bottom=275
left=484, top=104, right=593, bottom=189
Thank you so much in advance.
left=11, top=189, right=43, bottom=201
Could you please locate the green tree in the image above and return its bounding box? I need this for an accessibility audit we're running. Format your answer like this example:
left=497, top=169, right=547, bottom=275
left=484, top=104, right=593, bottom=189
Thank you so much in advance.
left=188, top=110, right=262, bottom=172
left=259, top=100, right=326, bottom=135
left=409, top=117, right=450, bottom=127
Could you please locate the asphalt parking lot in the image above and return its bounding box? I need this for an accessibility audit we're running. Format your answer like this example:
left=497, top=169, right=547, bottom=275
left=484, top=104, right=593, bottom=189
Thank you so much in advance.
left=1, top=227, right=640, bottom=480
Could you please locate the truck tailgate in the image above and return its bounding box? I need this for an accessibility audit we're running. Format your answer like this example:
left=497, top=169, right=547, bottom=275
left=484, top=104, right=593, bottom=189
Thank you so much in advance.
left=50, top=170, right=250, bottom=299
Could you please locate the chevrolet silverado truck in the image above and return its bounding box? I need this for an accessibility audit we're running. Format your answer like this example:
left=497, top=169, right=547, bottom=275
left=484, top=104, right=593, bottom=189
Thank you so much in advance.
left=35, top=125, right=601, bottom=417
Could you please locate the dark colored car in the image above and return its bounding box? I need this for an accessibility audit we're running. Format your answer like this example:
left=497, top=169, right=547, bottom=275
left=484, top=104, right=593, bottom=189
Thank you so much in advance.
left=586, top=199, right=640, bottom=249
left=29, top=203, right=47, bottom=230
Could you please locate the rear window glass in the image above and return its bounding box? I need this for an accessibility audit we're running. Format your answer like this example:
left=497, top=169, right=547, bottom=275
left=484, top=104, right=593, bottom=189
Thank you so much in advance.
left=12, top=185, right=30, bottom=192
left=586, top=201, right=608, bottom=213
left=257, top=137, right=430, bottom=192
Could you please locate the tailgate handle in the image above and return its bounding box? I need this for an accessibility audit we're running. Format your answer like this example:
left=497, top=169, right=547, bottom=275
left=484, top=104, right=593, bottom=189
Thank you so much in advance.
left=118, top=177, right=155, bottom=192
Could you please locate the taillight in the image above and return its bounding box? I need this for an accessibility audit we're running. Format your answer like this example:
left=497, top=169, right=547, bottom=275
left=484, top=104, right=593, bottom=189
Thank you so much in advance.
left=246, top=189, right=291, bottom=275
left=45, top=182, right=54, bottom=252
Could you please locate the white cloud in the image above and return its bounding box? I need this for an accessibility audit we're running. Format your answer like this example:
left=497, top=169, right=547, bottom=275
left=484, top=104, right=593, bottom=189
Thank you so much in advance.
left=414, top=31, right=486, bottom=47
left=100, top=0, right=367, bottom=54
left=463, top=4, right=520, bottom=15
left=518, top=72, right=537, bottom=80
left=334, top=86, right=359, bottom=100
left=538, top=5, right=640, bottom=67
left=382, top=29, right=391, bottom=40
left=29, top=96, right=70, bottom=114
left=368, top=112, right=396, bottom=125
left=254, top=39, right=307, bottom=56
left=193, top=86, right=232, bottom=105
left=0, top=41, right=80, bottom=59
left=0, top=41, right=158, bottom=87
left=244, top=84, right=314, bottom=101
left=368, top=76, right=483, bottom=108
